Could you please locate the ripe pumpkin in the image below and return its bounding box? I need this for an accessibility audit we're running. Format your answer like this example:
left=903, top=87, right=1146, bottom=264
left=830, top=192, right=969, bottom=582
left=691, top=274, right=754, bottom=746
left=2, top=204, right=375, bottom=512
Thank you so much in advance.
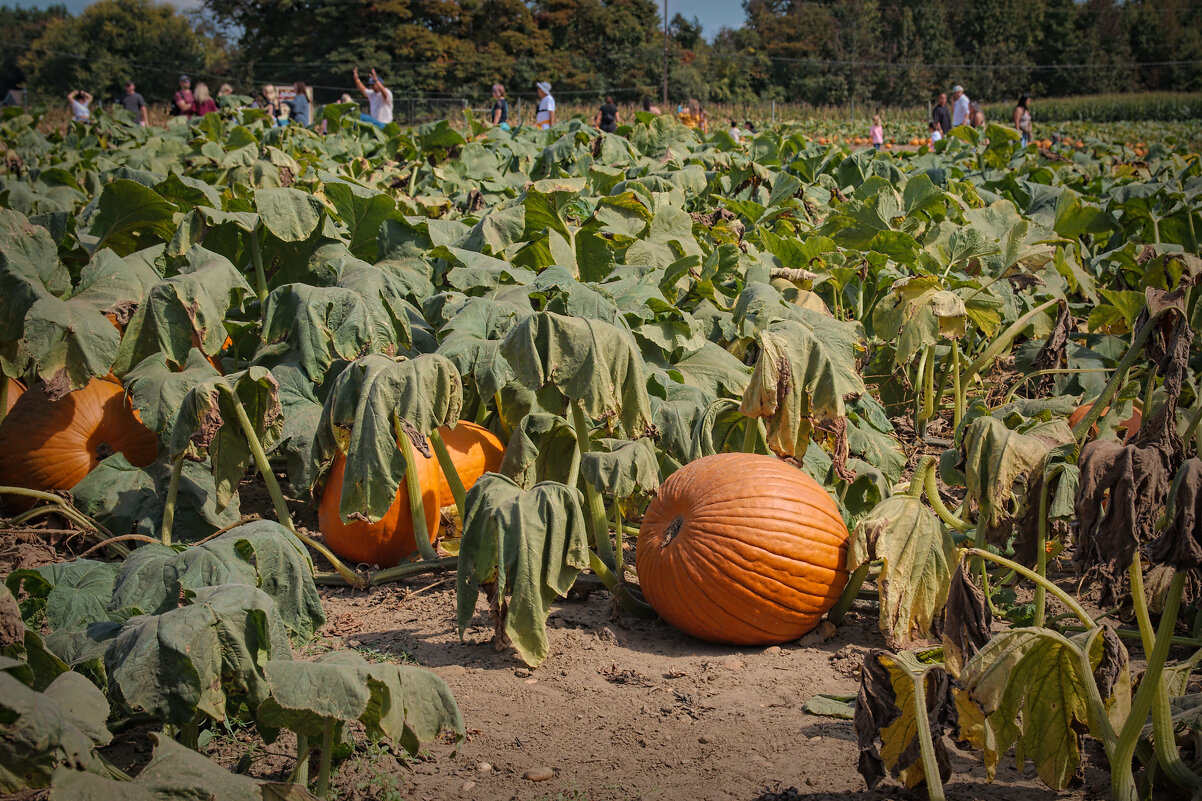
left=0, top=378, right=159, bottom=508
left=3, top=377, right=23, bottom=414
left=1068, top=402, right=1142, bottom=443
left=636, top=453, right=850, bottom=645
left=428, top=421, right=505, bottom=504
left=318, top=446, right=441, bottom=567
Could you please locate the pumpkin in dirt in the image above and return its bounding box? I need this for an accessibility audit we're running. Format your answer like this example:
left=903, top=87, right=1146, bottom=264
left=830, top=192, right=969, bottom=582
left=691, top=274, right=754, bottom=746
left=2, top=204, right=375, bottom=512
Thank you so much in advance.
left=3, top=378, right=23, bottom=414
left=1068, top=401, right=1142, bottom=442
left=636, top=452, right=850, bottom=645
left=428, top=421, right=505, bottom=504
left=318, top=447, right=441, bottom=568
left=0, top=378, right=159, bottom=508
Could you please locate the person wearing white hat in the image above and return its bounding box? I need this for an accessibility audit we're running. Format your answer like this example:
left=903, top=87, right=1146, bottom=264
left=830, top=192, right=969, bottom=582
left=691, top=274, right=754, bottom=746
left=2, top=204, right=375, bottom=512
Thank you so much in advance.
left=951, top=84, right=970, bottom=129
left=535, top=81, right=556, bottom=130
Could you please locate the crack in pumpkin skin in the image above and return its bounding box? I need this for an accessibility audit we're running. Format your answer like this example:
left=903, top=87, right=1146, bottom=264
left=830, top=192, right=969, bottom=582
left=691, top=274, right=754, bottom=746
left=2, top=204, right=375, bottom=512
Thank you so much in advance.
left=636, top=452, right=850, bottom=645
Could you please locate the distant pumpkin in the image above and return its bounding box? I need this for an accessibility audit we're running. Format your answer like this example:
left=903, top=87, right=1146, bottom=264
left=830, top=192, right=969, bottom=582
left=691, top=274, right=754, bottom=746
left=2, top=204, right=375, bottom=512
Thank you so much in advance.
left=1068, top=402, right=1142, bottom=443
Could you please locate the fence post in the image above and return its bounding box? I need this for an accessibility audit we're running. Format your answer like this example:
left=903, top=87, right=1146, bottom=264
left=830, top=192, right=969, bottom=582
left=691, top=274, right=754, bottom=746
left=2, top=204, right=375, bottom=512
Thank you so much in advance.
left=771, top=100, right=775, bottom=124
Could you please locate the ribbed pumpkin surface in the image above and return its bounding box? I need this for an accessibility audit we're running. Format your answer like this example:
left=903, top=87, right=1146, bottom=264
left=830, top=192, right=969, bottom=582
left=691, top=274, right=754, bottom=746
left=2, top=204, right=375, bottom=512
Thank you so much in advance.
left=318, top=448, right=441, bottom=568
left=637, top=453, right=850, bottom=645
left=431, top=421, right=505, bottom=503
left=0, top=378, right=159, bottom=508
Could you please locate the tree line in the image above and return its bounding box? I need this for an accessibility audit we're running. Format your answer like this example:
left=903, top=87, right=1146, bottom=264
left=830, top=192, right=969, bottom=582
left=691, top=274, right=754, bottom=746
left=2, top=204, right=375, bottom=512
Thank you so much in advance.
left=3, top=0, right=1200, bottom=109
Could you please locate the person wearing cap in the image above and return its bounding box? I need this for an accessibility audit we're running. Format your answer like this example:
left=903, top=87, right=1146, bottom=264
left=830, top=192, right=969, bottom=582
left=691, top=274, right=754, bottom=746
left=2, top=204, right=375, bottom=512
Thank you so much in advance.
left=353, top=67, right=392, bottom=128
left=173, top=75, right=194, bottom=117
left=118, top=81, right=148, bottom=126
left=951, top=85, right=970, bottom=129
left=535, top=82, right=555, bottom=130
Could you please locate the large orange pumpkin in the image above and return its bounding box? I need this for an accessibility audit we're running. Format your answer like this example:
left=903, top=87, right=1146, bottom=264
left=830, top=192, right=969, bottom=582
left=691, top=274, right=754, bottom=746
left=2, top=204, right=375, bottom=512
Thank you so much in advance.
left=1068, top=401, right=1141, bottom=443
left=636, top=453, right=850, bottom=645
left=429, top=421, right=505, bottom=504
left=0, top=378, right=159, bottom=508
left=318, top=447, right=441, bottom=567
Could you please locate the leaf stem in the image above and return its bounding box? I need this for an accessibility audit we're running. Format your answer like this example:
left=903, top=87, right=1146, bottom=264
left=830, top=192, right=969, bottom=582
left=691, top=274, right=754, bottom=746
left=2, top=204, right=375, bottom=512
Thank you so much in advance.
left=248, top=223, right=268, bottom=302
left=587, top=551, right=656, bottom=617
left=161, top=454, right=184, bottom=546
left=1112, top=569, right=1188, bottom=801
left=1002, top=367, right=1113, bottom=405
left=828, top=562, right=870, bottom=624
left=962, top=547, right=1094, bottom=627
left=571, top=401, right=617, bottom=571
left=294, top=733, right=310, bottom=787
left=367, top=555, right=458, bottom=585
left=915, top=456, right=973, bottom=531
left=1128, top=562, right=1201, bottom=791
left=216, top=384, right=365, bottom=588
left=908, top=667, right=946, bottom=801
left=429, top=428, right=467, bottom=521
left=1033, top=474, right=1051, bottom=627
left=742, top=414, right=759, bottom=453
left=950, top=342, right=964, bottom=431
left=963, top=298, right=1061, bottom=389
left=398, top=432, right=439, bottom=562
left=316, top=719, right=335, bottom=798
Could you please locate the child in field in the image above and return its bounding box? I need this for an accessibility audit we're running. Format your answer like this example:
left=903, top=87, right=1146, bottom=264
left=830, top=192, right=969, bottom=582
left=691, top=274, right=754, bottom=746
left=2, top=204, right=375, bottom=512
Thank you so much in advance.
left=929, top=121, right=942, bottom=145
left=870, top=114, right=884, bottom=150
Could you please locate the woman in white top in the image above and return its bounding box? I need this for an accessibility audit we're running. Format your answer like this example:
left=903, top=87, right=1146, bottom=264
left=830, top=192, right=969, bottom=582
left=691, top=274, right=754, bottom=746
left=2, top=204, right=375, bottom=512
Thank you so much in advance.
left=535, top=82, right=555, bottom=130
left=67, top=89, right=92, bottom=123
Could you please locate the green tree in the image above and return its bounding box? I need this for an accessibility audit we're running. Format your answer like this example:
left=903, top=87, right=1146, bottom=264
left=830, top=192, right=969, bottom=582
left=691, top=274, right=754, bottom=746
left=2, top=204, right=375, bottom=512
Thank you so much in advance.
left=22, top=0, right=208, bottom=103
left=0, top=4, right=68, bottom=95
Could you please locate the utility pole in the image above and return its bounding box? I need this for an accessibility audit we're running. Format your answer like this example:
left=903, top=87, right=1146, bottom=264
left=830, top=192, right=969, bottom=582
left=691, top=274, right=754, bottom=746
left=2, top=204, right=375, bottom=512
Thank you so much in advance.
left=662, top=0, right=668, bottom=106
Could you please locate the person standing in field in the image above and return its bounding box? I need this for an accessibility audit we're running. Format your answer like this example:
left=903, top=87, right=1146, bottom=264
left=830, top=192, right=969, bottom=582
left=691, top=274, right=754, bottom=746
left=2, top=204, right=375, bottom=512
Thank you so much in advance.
left=491, top=84, right=509, bottom=130
left=932, top=91, right=951, bottom=135
left=67, top=89, right=92, bottom=123
left=259, top=84, right=282, bottom=121
left=951, top=84, right=970, bottom=128
left=535, top=82, right=556, bottom=129
left=173, top=75, right=194, bottom=117
left=218, top=83, right=233, bottom=97
left=641, top=95, right=661, bottom=115
left=728, top=119, right=741, bottom=142
left=353, top=68, right=393, bottom=127
left=970, top=101, right=986, bottom=128
left=1013, top=94, right=1032, bottom=146
left=192, top=82, right=218, bottom=116
left=870, top=114, right=884, bottom=150
left=289, top=81, right=310, bottom=126
left=928, top=121, right=942, bottom=145
left=595, top=95, right=619, bottom=133
left=118, top=81, right=148, bottom=126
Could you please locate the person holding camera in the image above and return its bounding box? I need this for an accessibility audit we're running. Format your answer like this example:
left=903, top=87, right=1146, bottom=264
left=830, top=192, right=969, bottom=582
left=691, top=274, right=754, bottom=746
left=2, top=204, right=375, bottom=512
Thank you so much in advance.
left=353, top=67, right=392, bottom=127
left=67, top=89, right=92, bottom=123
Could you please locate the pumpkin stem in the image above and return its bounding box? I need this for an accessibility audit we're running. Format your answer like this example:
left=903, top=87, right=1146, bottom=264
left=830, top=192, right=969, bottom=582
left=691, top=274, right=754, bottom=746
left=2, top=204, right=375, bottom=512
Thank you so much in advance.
left=661, top=515, right=684, bottom=548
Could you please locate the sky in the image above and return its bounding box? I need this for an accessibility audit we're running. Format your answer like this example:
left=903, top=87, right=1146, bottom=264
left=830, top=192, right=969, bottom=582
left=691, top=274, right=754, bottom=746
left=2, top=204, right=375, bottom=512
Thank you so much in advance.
left=9, top=0, right=748, bottom=39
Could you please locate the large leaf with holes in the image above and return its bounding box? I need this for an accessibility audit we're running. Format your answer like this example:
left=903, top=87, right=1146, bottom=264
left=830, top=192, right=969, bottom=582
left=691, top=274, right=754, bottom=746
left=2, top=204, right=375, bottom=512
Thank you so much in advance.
left=456, top=474, right=590, bottom=666
left=313, top=353, right=462, bottom=523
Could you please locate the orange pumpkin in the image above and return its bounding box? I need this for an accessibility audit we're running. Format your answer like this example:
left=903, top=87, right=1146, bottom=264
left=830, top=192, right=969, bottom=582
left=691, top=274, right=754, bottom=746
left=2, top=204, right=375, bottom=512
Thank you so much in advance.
left=0, top=378, right=159, bottom=509
left=318, top=447, right=441, bottom=567
left=3, top=378, right=23, bottom=414
left=636, top=453, right=849, bottom=645
left=428, top=421, right=505, bottom=504
left=1068, top=402, right=1142, bottom=443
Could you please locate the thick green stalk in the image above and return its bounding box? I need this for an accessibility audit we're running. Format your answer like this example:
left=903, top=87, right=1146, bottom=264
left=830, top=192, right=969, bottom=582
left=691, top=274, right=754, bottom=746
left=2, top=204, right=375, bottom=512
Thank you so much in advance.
left=316, top=719, right=335, bottom=798
left=429, top=428, right=466, bottom=519
left=399, top=433, right=439, bottom=562
left=918, top=344, right=937, bottom=431
left=1002, top=367, right=1113, bottom=405
left=294, top=733, right=310, bottom=787
left=367, top=555, right=458, bottom=585
left=248, top=224, right=268, bottom=302
left=742, top=415, right=759, bottom=453
left=1129, top=563, right=1201, bottom=792
left=915, top=456, right=973, bottom=531
left=1033, top=475, right=1051, bottom=628
left=588, top=551, right=655, bottom=617
left=161, top=454, right=184, bottom=546
left=963, top=298, right=1061, bottom=389
left=571, top=402, right=617, bottom=571
left=613, top=504, right=625, bottom=575
left=1072, top=307, right=1172, bottom=443
left=179, top=717, right=200, bottom=751
left=1112, top=569, right=1188, bottom=801
left=492, top=392, right=512, bottom=439
left=828, top=562, right=871, bottom=624
left=217, top=385, right=365, bottom=588
left=909, top=669, right=947, bottom=801
left=950, top=342, right=964, bottom=431
left=964, top=547, right=1094, bottom=627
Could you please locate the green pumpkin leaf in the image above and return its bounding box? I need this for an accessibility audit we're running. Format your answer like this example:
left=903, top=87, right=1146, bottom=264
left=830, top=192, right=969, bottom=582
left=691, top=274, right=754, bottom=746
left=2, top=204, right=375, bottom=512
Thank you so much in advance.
left=87, top=179, right=178, bottom=256
left=457, top=474, right=590, bottom=666
left=255, top=187, right=323, bottom=243
left=580, top=437, right=661, bottom=500
left=848, top=495, right=955, bottom=648
left=872, top=275, right=967, bottom=368
left=5, top=561, right=121, bottom=633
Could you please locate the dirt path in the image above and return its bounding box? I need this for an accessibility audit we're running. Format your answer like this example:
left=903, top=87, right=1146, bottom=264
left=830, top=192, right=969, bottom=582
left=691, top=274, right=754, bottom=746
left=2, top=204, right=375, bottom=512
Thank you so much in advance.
left=299, top=577, right=1102, bottom=801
